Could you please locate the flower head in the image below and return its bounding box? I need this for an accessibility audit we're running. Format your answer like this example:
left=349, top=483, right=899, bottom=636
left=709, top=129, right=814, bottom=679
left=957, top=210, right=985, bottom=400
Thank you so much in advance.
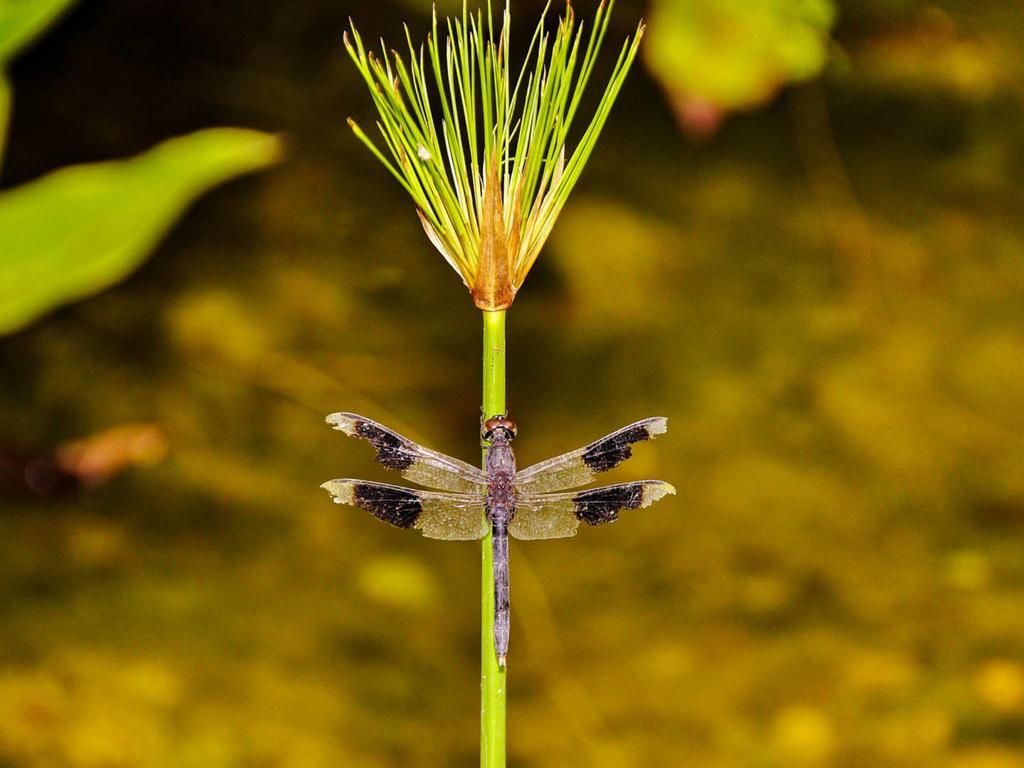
left=345, top=1, right=644, bottom=310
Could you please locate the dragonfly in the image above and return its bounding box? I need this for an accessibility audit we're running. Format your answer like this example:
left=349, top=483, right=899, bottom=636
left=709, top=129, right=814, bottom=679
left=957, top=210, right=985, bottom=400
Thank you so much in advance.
left=321, top=412, right=675, bottom=665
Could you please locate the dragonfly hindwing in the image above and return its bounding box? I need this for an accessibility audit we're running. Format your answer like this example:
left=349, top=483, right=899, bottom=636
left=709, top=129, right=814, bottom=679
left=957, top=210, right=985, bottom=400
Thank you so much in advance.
left=574, top=481, right=666, bottom=524
left=321, top=479, right=488, bottom=541
left=509, top=481, right=676, bottom=540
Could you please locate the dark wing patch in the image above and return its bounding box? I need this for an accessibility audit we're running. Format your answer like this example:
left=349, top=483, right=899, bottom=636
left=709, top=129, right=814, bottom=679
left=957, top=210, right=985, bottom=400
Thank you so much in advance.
left=573, top=482, right=645, bottom=525
left=514, top=417, right=669, bottom=493
left=355, top=420, right=415, bottom=470
left=327, top=412, right=486, bottom=492
left=321, top=479, right=488, bottom=541
left=353, top=482, right=421, bottom=528
left=582, top=424, right=653, bottom=472
left=510, top=481, right=675, bottom=540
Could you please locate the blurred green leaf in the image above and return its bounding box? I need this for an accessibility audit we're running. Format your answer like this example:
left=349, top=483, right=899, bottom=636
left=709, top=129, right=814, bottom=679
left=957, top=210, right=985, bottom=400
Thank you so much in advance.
left=0, top=0, right=77, bottom=66
left=0, top=128, right=281, bottom=335
left=0, top=0, right=79, bottom=173
left=645, top=0, right=835, bottom=132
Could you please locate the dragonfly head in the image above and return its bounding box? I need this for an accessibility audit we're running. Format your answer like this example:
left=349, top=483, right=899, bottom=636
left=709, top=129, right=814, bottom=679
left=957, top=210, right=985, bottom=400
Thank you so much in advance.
left=483, top=415, right=517, bottom=442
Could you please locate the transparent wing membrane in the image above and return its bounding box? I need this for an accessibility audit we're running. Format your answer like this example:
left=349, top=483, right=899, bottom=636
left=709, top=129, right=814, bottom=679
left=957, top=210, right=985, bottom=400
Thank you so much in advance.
left=509, top=480, right=676, bottom=540
left=327, top=412, right=486, bottom=492
left=514, top=417, right=669, bottom=493
left=321, top=479, right=488, bottom=541
left=324, top=413, right=674, bottom=541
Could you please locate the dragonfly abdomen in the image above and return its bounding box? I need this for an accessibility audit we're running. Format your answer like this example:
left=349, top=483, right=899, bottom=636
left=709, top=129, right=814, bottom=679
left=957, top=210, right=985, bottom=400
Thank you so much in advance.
left=492, top=519, right=510, bottom=666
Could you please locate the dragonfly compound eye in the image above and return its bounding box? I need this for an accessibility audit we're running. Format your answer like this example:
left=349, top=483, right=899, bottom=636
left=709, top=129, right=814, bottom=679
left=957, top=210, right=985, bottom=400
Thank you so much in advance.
left=483, top=415, right=517, bottom=440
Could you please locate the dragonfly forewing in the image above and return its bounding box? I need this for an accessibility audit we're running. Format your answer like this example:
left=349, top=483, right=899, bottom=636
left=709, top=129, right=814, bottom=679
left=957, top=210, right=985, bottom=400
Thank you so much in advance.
left=514, top=417, right=669, bottom=493
left=327, top=412, right=487, bottom=492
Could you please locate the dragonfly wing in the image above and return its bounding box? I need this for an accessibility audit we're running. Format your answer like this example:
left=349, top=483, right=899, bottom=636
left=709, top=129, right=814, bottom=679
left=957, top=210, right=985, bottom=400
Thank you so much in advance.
left=321, top=479, right=488, bottom=540
left=327, top=412, right=486, bottom=492
left=509, top=480, right=676, bottom=540
left=514, top=417, right=669, bottom=493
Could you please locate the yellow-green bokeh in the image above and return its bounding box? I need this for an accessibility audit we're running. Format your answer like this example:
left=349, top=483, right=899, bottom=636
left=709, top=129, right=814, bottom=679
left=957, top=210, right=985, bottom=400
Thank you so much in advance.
left=0, top=1, right=1022, bottom=766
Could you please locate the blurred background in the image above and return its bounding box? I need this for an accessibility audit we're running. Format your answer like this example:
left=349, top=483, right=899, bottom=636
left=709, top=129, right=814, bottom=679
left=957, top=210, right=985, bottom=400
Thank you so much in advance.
left=1, top=0, right=1022, bottom=765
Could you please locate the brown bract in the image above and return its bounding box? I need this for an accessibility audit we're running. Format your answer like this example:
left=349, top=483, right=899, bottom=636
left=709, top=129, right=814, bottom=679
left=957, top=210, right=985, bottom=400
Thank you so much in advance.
left=472, top=155, right=519, bottom=311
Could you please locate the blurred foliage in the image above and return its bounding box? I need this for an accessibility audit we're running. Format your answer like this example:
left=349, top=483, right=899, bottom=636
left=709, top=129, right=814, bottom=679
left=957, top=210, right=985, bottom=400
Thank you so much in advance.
left=0, top=0, right=74, bottom=62
left=0, top=0, right=281, bottom=336
left=850, top=6, right=1021, bottom=98
left=0, top=76, right=8, bottom=165
left=645, top=0, right=835, bottom=133
left=0, top=0, right=1023, bottom=766
left=0, top=129, right=282, bottom=335
left=0, top=0, right=77, bottom=164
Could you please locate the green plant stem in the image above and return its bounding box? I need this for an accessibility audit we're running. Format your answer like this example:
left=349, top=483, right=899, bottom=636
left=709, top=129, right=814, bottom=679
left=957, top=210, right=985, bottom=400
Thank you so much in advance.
left=481, top=308, right=507, bottom=768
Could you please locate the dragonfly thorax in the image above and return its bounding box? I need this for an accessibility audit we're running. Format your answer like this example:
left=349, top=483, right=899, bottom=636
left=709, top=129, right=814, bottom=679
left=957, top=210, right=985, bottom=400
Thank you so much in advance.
left=485, top=435, right=517, bottom=522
